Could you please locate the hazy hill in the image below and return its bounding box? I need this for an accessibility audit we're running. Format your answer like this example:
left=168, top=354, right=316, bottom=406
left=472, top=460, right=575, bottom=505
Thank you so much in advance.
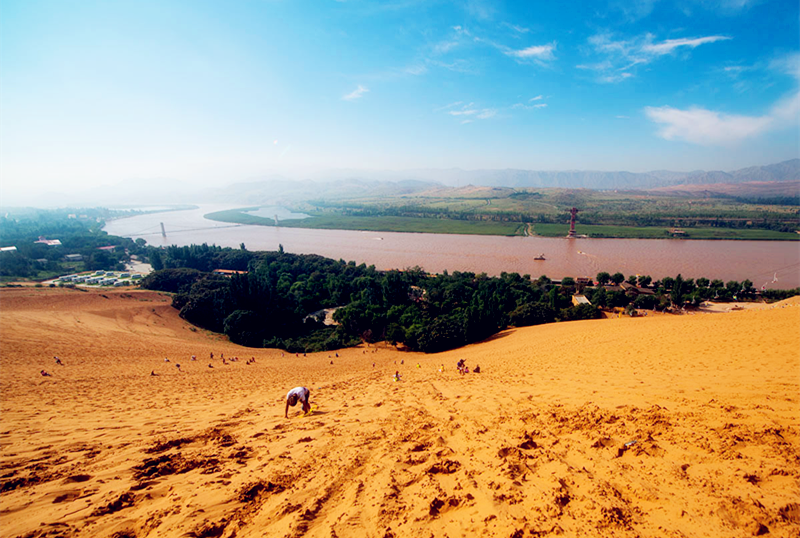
left=391, top=159, right=800, bottom=190
left=6, top=160, right=797, bottom=209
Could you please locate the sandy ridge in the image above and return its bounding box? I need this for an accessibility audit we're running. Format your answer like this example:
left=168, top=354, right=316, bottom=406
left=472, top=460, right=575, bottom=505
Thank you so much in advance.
left=1, top=287, right=798, bottom=537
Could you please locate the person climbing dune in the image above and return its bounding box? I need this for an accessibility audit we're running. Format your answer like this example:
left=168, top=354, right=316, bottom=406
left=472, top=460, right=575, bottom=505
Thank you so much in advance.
left=285, top=386, right=311, bottom=418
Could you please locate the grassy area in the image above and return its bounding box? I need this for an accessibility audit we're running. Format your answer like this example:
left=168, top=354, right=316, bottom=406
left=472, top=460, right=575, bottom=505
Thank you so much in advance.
left=205, top=209, right=524, bottom=236
left=206, top=208, right=799, bottom=240
left=532, top=223, right=800, bottom=240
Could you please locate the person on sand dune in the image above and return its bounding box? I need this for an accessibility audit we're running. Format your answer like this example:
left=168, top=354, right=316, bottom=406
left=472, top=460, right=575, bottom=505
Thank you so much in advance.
left=285, top=386, right=311, bottom=418
left=40, top=370, right=51, bottom=376
left=54, top=356, right=62, bottom=365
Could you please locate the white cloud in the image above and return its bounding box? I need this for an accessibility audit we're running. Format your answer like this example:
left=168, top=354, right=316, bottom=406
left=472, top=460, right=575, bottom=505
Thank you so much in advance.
left=449, top=109, right=478, bottom=116
left=442, top=102, right=500, bottom=122
left=644, top=106, right=772, bottom=144
left=529, top=95, right=543, bottom=101
left=512, top=103, right=547, bottom=110
left=403, top=64, right=428, bottom=76
left=648, top=51, right=800, bottom=144
left=435, top=101, right=463, bottom=112
left=616, top=115, right=630, bottom=119
left=433, top=39, right=460, bottom=55
left=580, top=32, right=731, bottom=83
left=642, top=35, right=731, bottom=55
left=770, top=91, right=800, bottom=125
left=342, top=85, right=369, bottom=101
left=429, top=59, right=478, bottom=74
left=461, top=119, right=474, bottom=124
left=609, top=0, right=659, bottom=21
left=504, top=22, right=530, bottom=34
left=506, top=43, right=556, bottom=60
left=770, top=52, right=800, bottom=80
left=600, top=72, right=634, bottom=83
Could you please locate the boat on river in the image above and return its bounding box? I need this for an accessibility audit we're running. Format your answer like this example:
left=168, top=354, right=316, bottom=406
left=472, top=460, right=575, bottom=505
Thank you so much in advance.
left=534, top=254, right=546, bottom=261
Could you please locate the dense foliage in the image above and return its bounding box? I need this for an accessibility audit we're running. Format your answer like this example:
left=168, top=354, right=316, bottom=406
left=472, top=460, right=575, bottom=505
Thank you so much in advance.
left=141, top=244, right=799, bottom=354
left=142, top=245, right=598, bottom=352
left=0, top=209, right=144, bottom=279
left=141, top=248, right=601, bottom=353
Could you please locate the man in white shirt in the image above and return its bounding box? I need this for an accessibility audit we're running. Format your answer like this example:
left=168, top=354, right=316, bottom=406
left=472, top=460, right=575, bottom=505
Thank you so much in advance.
left=285, top=386, right=311, bottom=418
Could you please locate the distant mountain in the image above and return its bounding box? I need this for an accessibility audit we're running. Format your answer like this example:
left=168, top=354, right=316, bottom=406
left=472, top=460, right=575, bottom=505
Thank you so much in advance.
left=651, top=180, right=800, bottom=198
left=384, top=159, right=800, bottom=190
left=7, top=160, right=796, bottom=209
left=204, top=177, right=442, bottom=206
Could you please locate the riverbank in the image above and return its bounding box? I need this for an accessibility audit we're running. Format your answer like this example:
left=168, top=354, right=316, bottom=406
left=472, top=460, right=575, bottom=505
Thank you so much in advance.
left=204, top=208, right=799, bottom=241
left=103, top=206, right=800, bottom=289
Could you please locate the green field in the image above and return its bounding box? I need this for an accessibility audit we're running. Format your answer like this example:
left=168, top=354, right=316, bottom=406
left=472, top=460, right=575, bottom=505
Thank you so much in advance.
left=205, top=208, right=799, bottom=240
left=205, top=209, right=524, bottom=236
left=531, top=224, right=800, bottom=240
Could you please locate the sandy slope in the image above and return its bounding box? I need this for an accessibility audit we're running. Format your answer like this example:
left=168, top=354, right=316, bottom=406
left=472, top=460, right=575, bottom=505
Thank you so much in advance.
left=1, top=287, right=798, bottom=538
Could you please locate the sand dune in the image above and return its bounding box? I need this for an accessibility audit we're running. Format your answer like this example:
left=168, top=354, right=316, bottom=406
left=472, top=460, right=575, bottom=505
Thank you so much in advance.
left=1, top=287, right=798, bottom=538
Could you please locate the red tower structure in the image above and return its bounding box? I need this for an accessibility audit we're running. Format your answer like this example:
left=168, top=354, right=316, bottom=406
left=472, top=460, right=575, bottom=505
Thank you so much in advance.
left=567, top=207, right=579, bottom=238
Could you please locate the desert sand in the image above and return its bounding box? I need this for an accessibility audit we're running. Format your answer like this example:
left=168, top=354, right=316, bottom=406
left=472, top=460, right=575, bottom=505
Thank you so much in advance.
left=1, top=287, right=798, bottom=538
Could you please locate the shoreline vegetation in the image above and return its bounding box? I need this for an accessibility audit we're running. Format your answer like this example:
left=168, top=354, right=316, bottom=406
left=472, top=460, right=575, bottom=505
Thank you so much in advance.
left=204, top=207, right=800, bottom=241
left=137, top=245, right=800, bottom=354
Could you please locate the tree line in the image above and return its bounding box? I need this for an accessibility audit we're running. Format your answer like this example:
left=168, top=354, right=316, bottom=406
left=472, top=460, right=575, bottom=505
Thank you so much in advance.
left=0, top=209, right=143, bottom=279
left=140, top=244, right=799, bottom=354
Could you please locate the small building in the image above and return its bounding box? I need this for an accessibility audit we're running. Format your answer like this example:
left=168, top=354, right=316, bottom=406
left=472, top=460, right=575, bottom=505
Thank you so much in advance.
left=620, top=282, right=655, bottom=295
left=576, top=277, right=594, bottom=286
left=35, top=237, right=62, bottom=246
left=212, top=269, right=248, bottom=277
left=97, top=245, right=116, bottom=252
left=603, top=285, right=625, bottom=293
left=669, top=228, right=687, bottom=237
left=572, top=295, right=591, bottom=307
left=0, top=246, right=17, bottom=252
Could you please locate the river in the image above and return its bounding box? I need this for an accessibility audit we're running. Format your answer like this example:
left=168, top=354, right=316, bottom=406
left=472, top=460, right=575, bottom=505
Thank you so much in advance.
left=104, top=205, right=800, bottom=289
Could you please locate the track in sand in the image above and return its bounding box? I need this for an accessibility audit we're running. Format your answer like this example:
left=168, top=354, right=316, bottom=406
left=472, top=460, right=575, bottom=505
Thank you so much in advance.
left=1, top=287, right=799, bottom=537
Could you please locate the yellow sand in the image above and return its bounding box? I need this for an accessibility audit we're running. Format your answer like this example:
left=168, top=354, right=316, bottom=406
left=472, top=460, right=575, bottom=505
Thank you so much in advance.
left=1, top=287, right=798, bottom=538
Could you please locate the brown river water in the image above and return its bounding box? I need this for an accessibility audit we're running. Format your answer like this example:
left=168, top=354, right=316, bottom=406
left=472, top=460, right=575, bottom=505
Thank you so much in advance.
left=104, top=206, right=800, bottom=289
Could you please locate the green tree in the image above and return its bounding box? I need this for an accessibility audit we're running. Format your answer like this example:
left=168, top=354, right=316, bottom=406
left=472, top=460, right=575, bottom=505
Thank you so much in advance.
left=509, top=303, right=556, bottom=327
left=596, top=272, right=610, bottom=285
left=590, top=286, right=608, bottom=307
left=224, top=310, right=265, bottom=347
left=610, top=272, right=625, bottom=285
left=672, top=274, right=685, bottom=307
left=150, top=250, right=164, bottom=271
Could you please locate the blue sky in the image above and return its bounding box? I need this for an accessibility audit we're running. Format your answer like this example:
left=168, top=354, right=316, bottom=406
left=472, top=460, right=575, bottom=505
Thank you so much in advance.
left=1, top=0, right=798, bottom=200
